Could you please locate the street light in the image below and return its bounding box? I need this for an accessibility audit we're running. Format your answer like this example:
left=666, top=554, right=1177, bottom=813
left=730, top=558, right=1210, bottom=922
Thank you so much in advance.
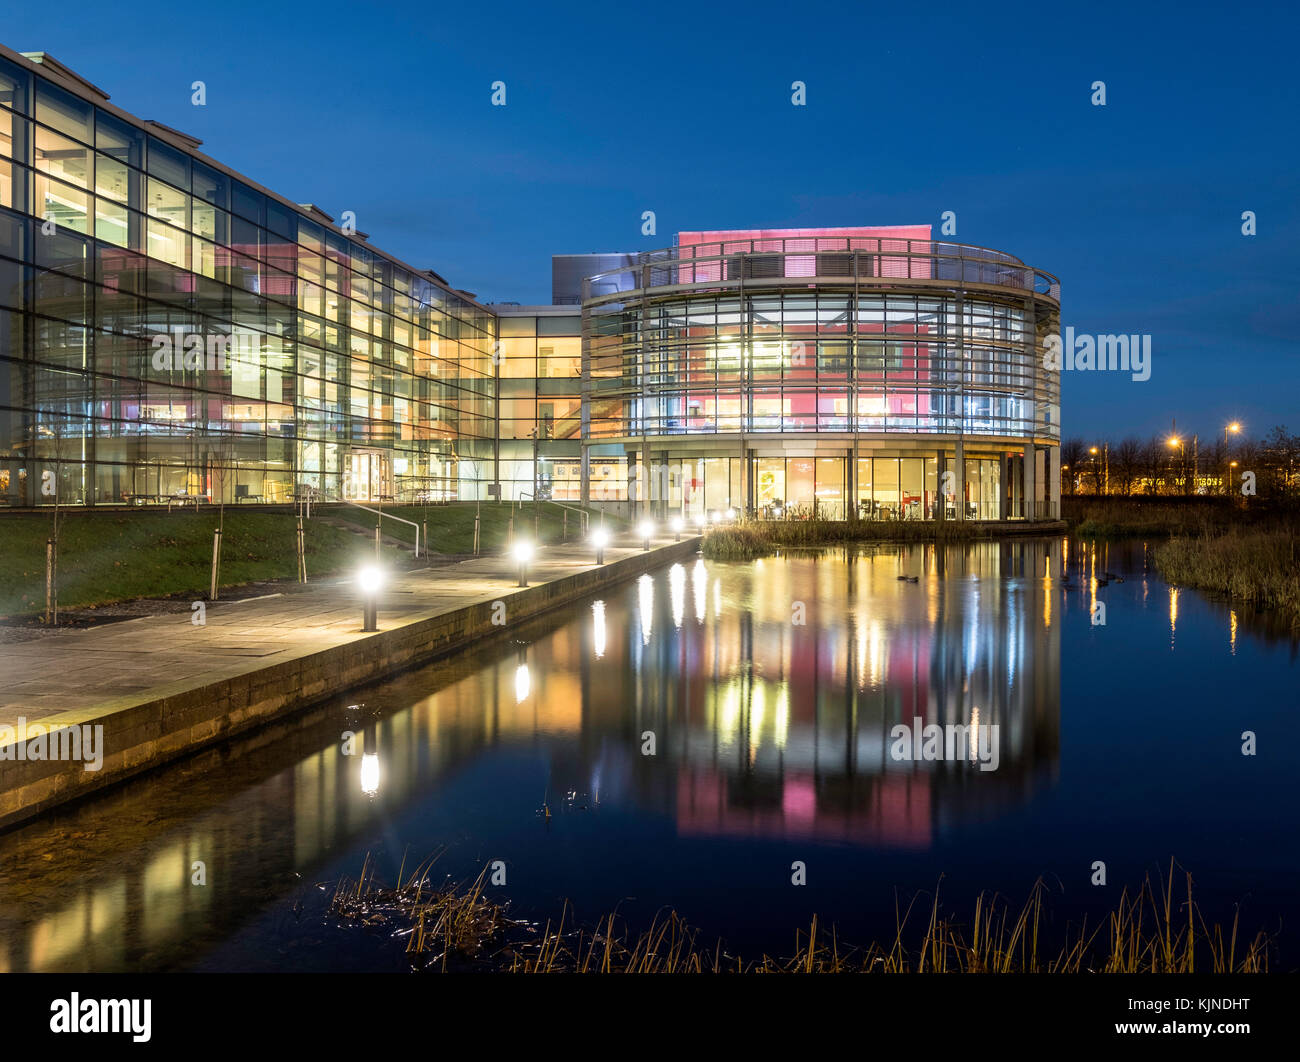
left=638, top=520, right=654, bottom=551
left=1089, top=444, right=1109, bottom=494
left=591, top=527, right=609, bottom=564
left=512, top=539, right=534, bottom=587
left=357, top=565, right=383, bottom=632
left=1167, top=434, right=1198, bottom=494
left=670, top=516, right=683, bottom=542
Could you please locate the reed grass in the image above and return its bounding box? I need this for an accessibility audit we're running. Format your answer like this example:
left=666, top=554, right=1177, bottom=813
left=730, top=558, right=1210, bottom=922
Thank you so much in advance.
left=699, top=526, right=775, bottom=560
left=1155, top=531, right=1300, bottom=627
left=1063, top=497, right=1245, bottom=538
left=330, top=850, right=511, bottom=970
left=330, top=857, right=1271, bottom=973
left=700, top=517, right=1002, bottom=560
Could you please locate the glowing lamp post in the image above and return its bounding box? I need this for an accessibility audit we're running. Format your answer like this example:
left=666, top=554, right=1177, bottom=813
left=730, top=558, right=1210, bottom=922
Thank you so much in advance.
left=591, top=527, right=610, bottom=565
left=638, top=520, right=654, bottom=551
left=512, top=539, right=534, bottom=587
left=357, top=565, right=383, bottom=632
left=670, top=516, right=684, bottom=542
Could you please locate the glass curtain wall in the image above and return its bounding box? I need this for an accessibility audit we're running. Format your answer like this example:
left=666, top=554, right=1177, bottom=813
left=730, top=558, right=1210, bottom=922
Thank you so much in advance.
left=586, top=289, right=1051, bottom=441
left=855, top=456, right=948, bottom=521
left=0, top=55, right=496, bottom=508
left=496, top=312, right=581, bottom=501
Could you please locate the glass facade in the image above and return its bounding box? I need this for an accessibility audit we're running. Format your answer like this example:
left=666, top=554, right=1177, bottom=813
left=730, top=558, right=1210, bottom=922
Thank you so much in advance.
left=0, top=52, right=495, bottom=508
left=0, top=51, right=1061, bottom=522
left=586, top=289, right=1056, bottom=440
left=496, top=309, right=582, bottom=501
left=581, top=235, right=1061, bottom=520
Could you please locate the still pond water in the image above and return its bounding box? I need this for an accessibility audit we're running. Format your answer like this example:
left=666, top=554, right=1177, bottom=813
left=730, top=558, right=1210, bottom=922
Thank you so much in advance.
left=1, top=538, right=1296, bottom=971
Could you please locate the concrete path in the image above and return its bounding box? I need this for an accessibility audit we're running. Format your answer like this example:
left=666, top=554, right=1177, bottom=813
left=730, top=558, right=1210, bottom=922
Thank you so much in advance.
left=0, top=532, right=689, bottom=731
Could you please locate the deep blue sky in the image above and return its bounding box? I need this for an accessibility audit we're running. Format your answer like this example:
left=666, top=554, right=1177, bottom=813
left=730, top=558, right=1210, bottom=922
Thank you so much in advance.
left=7, top=1, right=1297, bottom=439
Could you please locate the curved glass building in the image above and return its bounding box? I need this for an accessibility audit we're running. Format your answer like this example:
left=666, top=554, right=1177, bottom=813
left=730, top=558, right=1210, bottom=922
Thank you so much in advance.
left=577, top=227, right=1060, bottom=521
left=0, top=46, right=1061, bottom=522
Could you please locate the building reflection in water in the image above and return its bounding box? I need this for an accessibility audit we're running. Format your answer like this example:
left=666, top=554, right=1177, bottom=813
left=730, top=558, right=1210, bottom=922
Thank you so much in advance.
left=653, top=542, right=1062, bottom=847
left=0, top=540, right=1061, bottom=972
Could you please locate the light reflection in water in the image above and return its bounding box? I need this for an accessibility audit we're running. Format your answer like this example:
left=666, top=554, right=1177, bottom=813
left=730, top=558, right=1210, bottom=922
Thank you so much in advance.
left=669, top=563, right=686, bottom=630
left=8, top=535, right=1286, bottom=975
left=360, top=753, right=380, bottom=797
left=638, top=574, right=654, bottom=645
left=0, top=540, right=1073, bottom=972
left=592, top=600, right=607, bottom=658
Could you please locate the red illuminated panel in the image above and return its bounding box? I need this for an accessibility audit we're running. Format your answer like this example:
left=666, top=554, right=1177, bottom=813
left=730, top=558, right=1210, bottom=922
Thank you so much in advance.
left=677, top=224, right=932, bottom=246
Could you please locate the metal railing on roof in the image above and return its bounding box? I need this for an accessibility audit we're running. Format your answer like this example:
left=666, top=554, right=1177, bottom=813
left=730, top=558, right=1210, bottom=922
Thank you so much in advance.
left=582, top=237, right=1060, bottom=303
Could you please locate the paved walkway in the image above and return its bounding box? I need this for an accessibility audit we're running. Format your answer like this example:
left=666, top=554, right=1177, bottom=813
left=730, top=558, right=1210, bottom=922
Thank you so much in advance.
left=0, top=532, right=690, bottom=730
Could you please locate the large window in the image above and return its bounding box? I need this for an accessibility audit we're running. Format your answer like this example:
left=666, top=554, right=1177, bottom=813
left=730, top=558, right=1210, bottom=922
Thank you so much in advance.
left=4, top=63, right=498, bottom=506
left=586, top=287, right=1056, bottom=442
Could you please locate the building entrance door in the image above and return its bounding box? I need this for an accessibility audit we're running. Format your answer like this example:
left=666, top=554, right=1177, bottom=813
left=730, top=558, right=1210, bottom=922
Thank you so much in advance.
left=344, top=449, right=391, bottom=502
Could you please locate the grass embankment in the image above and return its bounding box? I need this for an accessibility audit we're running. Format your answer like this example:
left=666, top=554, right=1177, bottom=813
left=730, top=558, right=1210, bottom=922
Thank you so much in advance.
left=331, top=856, right=1270, bottom=973
left=1155, top=532, right=1300, bottom=628
left=701, top=518, right=1001, bottom=561
left=0, top=509, right=409, bottom=618
left=0, top=502, right=624, bottom=618
left=326, top=501, right=620, bottom=553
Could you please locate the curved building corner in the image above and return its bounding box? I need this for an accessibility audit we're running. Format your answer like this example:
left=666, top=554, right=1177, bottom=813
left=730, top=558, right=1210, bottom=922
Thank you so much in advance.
left=571, top=226, right=1061, bottom=523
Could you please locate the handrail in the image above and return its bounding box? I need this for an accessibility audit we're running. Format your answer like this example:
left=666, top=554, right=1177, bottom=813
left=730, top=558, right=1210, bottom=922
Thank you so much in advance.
left=582, top=237, right=1060, bottom=302
left=339, top=499, right=420, bottom=558
left=516, top=493, right=590, bottom=535
left=590, top=235, right=1033, bottom=272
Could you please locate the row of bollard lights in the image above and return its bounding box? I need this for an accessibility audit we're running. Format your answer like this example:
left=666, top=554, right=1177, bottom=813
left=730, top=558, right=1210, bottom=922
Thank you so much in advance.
left=354, top=509, right=737, bottom=629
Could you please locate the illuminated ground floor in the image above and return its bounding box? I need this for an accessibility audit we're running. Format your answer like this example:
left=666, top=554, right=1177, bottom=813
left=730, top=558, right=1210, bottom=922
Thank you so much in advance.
left=497, top=436, right=1060, bottom=521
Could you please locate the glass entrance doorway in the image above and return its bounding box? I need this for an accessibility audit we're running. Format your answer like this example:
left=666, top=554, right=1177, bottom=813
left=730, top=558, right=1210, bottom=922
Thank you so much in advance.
left=344, top=450, right=392, bottom=502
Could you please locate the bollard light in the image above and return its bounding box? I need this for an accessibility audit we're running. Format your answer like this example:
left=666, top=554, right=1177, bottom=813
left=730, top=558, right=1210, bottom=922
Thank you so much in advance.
left=694, top=513, right=707, bottom=530
left=512, top=539, right=534, bottom=587
left=591, top=527, right=610, bottom=565
left=709, top=510, right=722, bottom=524
left=638, top=520, right=654, bottom=551
left=725, top=507, right=736, bottom=522
left=357, top=565, right=383, bottom=632
left=670, top=516, right=684, bottom=542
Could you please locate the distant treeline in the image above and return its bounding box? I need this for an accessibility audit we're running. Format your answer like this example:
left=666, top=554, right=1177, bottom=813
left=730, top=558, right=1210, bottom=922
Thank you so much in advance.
left=1061, top=425, right=1298, bottom=500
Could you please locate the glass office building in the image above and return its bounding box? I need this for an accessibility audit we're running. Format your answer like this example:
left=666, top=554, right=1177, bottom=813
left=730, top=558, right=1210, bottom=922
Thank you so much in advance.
left=0, top=49, right=1061, bottom=521
left=579, top=227, right=1062, bottom=520
left=0, top=48, right=495, bottom=509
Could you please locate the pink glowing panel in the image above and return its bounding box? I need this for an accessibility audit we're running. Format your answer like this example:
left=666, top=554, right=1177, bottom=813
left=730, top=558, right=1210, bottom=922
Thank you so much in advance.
left=677, top=224, right=932, bottom=245
left=675, top=225, right=934, bottom=283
